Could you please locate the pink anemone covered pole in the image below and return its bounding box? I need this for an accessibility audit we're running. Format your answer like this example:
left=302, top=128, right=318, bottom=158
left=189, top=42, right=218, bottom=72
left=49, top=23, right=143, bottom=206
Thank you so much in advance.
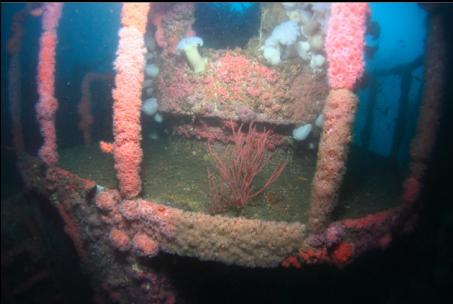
left=309, top=3, right=369, bottom=232
left=112, top=3, right=150, bottom=199
left=35, top=3, right=63, bottom=166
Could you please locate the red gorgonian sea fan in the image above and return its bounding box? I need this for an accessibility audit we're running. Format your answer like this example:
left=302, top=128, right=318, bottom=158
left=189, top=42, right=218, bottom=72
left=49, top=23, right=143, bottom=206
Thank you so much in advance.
left=208, top=122, right=288, bottom=212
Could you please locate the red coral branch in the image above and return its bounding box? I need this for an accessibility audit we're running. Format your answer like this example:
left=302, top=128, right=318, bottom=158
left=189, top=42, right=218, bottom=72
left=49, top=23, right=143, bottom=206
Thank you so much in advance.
left=208, top=122, right=287, bottom=211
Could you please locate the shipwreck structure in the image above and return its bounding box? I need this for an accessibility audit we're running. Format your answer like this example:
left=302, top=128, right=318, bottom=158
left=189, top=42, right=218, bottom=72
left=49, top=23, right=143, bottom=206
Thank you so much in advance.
left=5, top=3, right=445, bottom=303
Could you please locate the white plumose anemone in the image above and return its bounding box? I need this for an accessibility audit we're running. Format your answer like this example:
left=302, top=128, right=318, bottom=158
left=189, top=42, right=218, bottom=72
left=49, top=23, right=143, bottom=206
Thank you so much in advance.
left=142, top=98, right=159, bottom=116
left=176, top=37, right=207, bottom=73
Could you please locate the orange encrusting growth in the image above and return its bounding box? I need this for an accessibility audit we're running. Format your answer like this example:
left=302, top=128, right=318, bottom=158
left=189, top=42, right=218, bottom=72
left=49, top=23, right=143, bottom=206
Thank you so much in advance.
left=132, top=233, right=159, bottom=257
left=112, top=3, right=150, bottom=199
left=331, top=242, right=354, bottom=264
left=109, top=229, right=130, bottom=251
left=99, top=141, right=114, bottom=154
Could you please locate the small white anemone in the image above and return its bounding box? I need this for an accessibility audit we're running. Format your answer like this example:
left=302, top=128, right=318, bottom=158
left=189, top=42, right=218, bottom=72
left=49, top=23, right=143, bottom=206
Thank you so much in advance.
left=271, top=21, right=300, bottom=46
left=262, top=21, right=300, bottom=65
left=263, top=46, right=281, bottom=65
left=292, top=124, right=313, bottom=141
left=310, top=54, right=325, bottom=72
left=148, top=131, right=159, bottom=140
left=296, top=41, right=311, bottom=61
left=315, top=113, right=324, bottom=128
left=176, top=36, right=207, bottom=73
left=154, top=113, right=163, bottom=123
left=145, top=64, right=159, bottom=78
left=142, top=98, right=158, bottom=116
left=96, top=184, right=105, bottom=194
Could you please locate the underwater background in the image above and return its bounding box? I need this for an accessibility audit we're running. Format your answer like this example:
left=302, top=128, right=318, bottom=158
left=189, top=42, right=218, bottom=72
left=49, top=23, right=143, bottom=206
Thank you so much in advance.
left=1, top=3, right=452, bottom=303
